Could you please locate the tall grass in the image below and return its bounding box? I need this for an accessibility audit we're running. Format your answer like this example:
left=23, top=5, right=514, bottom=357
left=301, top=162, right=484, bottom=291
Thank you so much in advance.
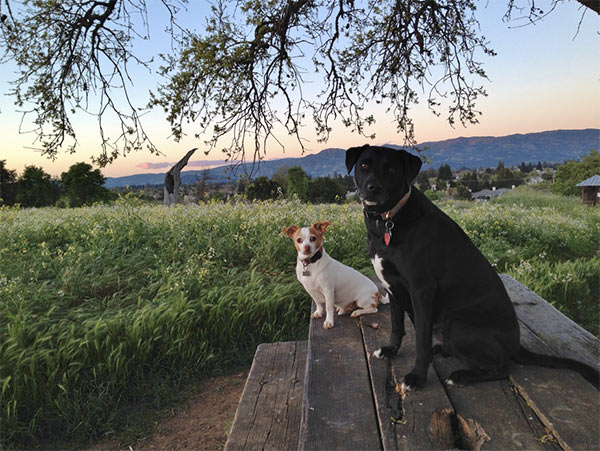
left=0, top=200, right=367, bottom=447
left=1, top=189, right=598, bottom=448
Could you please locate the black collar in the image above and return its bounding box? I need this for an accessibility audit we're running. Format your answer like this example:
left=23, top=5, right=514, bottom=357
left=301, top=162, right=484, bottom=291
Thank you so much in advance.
left=302, top=249, right=323, bottom=266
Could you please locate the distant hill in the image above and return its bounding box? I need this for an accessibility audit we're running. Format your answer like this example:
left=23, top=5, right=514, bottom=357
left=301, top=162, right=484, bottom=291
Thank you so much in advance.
left=104, top=129, right=599, bottom=188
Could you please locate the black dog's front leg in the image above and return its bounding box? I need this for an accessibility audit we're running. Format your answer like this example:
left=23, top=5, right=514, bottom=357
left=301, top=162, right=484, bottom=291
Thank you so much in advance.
left=374, top=289, right=407, bottom=359
left=402, top=286, right=434, bottom=390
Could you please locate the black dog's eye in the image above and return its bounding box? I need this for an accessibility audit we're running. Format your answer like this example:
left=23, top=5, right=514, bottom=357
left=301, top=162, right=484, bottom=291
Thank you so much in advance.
left=360, top=162, right=369, bottom=169
left=310, top=236, right=317, bottom=242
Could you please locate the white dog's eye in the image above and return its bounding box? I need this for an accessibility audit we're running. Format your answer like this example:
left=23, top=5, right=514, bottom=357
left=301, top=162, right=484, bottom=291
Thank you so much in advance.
left=310, top=236, right=317, bottom=242
left=296, top=237, right=302, bottom=243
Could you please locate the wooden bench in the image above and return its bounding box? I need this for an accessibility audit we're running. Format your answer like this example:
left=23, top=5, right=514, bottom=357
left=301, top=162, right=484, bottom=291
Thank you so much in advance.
left=225, top=275, right=599, bottom=450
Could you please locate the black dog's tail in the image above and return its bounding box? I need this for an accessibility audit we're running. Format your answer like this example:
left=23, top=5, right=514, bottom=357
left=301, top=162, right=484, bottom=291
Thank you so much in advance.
left=513, top=346, right=599, bottom=390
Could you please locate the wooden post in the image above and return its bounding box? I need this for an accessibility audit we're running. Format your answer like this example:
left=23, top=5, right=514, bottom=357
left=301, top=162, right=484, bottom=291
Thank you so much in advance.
left=163, top=148, right=197, bottom=207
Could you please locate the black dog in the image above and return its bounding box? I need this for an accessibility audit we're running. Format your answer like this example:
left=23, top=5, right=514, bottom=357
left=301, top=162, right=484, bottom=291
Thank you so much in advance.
left=346, top=144, right=599, bottom=391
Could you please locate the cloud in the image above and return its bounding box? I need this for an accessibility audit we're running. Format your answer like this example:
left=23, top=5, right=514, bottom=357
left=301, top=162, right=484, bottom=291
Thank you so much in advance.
left=136, top=159, right=228, bottom=171
left=187, top=159, right=229, bottom=167
left=136, top=162, right=172, bottom=170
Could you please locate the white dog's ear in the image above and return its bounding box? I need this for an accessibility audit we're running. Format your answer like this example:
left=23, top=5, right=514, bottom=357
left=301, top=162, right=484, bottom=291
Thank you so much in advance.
left=312, top=221, right=332, bottom=234
left=282, top=225, right=299, bottom=238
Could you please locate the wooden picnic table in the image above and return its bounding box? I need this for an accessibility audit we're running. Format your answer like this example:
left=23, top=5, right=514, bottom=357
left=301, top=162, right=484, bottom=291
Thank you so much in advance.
left=225, top=275, right=599, bottom=450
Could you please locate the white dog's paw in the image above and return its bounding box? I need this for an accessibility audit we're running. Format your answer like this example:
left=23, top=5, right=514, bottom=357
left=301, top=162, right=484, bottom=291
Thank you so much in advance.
left=311, top=311, right=323, bottom=319
left=323, top=319, right=334, bottom=329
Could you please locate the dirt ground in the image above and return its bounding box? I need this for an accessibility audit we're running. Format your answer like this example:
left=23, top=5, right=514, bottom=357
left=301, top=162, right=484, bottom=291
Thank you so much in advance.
left=91, top=371, right=248, bottom=451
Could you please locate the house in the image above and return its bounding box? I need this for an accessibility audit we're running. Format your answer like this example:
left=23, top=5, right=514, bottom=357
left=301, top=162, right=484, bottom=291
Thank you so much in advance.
left=472, top=187, right=511, bottom=201
left=576, top=175, right=600, bottom=206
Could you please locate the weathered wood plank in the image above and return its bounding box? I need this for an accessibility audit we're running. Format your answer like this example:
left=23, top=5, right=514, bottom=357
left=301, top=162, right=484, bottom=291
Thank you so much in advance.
left=358, top=306, right=402, bottom=450
left=299, top=307, right=381, bottom=451
left=501, top=274, right=600, bottom=371
left=433, top=354, right=554, bottom=450
left=510, top=365, right=600, bottom=451
left=509, top=326, right=600, bottom=450
left=360, top=310, right=457, bottom=451
left=390, top=320, right=459, bottom=451
left=225, top=341, right=307, bottom=451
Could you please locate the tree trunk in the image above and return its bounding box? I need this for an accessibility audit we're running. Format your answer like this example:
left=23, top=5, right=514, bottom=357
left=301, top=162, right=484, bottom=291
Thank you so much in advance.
left=163, top=148, right=197, bottom=206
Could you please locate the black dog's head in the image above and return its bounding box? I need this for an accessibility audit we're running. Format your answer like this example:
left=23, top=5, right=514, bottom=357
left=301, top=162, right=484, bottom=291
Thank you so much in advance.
left=346, top=145, right=422, bottom=213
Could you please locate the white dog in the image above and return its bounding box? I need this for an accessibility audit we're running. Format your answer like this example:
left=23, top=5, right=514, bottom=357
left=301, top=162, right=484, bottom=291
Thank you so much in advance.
left=282, top=221, right=389, bottom=329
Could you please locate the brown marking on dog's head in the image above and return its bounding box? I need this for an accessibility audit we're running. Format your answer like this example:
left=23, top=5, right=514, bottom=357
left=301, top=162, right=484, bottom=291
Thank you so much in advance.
left=283, top=223, right=328, bottom=256
left=282, top=225, right=299, bottom=239
left=311, top=221, right=332, bottom=235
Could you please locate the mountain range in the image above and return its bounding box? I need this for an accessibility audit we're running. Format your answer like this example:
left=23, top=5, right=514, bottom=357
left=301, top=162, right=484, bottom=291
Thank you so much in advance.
left=104, top=129, right=599, bottom=188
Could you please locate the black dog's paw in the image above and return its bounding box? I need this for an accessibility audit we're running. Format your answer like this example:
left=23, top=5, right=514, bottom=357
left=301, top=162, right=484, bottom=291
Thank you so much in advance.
left=432, top=344, right=451, bottom=358
left=401, top=372, right=426, bottom=392
left=373, top=345, right=399, bottom=359
left=445, top=370, right=468, bottom=387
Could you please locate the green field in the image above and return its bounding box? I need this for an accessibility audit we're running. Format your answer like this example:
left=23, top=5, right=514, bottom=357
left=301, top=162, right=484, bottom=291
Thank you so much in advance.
left=1, top=188, right=598, bottom=448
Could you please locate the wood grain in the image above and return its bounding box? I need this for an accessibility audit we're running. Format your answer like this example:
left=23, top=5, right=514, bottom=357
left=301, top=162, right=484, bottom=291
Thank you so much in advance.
left=299, top=306, right=381, bottom=451
left=225, top=341, right=307, bottom=451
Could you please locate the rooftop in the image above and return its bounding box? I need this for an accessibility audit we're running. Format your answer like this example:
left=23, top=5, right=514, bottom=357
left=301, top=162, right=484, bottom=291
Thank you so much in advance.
left=576, top=175, right=600, bottom=187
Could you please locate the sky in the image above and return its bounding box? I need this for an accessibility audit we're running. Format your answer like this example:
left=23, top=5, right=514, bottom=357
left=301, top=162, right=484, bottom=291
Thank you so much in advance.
left=1, top=1, right=599, bottom=178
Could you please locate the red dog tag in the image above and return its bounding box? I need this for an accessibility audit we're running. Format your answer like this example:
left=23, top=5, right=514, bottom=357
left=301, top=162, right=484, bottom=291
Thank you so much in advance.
left=384, top=219, right=394, bottom=246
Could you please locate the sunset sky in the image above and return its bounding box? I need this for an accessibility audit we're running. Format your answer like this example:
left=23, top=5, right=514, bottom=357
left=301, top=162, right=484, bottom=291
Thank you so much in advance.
left=1, top=1, right=599, bottom=178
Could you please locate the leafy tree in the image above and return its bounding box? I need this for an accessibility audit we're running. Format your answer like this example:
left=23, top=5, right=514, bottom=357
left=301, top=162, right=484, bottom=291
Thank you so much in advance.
left=552, top=150, right=600, bottom=196
left=60, top=162, right=112, bottom=207
left=450, top=184, right=472, bottom=200
left=16, top=166, right=60, bottom=207
left=519, top=162, right=535, bottom=173
left=437, top=164, right=453, bottom=181
left=336, top=174, right=356, bottom=193
left=246, top=176, right=281, bottom=200
left=285, top=166, right=309, bottom=201
left=436, top=163, right=453, bottom=188
left=191, top=170, right=211, bottom=202
left=272, top=165, right=290, bottom=193
left=308, top=177, right=346, bottom=204
left=461, top=170, right=481, bottom=192
left=414, top=172, right=431, bottom=192
left=1, top=1, right=596, bottom=164
left=492, top=164, right=523, bottom=189
left=0, top=160, right=18, bottom=205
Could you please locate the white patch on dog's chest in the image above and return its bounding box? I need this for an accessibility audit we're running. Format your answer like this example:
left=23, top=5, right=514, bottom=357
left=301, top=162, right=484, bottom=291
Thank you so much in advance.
left=372, top=254, right=391, bottom=292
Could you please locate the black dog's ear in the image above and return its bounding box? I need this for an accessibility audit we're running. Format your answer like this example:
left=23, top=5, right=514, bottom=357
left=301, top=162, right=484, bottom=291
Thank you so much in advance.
left=345, top=144, right=369, bottom=174
left=402, top=150, right=422, bottom=184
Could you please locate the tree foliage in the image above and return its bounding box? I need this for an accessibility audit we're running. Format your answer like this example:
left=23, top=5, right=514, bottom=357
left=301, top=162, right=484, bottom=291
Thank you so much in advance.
left=246, top=176, right=281, bottom=200
left=0, top=0, right=186, bottom=165
left=307, top=177, right=346, bottom=204
left=0, top=160, right=18, bottom=205
left=1, top=0, right=597, bottom=165
left=285, top=166, right=309, bottom=201
left=60, top=162, right=112, bottom=206
left=552, top=150, right=600, bottom=196
left=16, top=166, right=60, bottom=207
